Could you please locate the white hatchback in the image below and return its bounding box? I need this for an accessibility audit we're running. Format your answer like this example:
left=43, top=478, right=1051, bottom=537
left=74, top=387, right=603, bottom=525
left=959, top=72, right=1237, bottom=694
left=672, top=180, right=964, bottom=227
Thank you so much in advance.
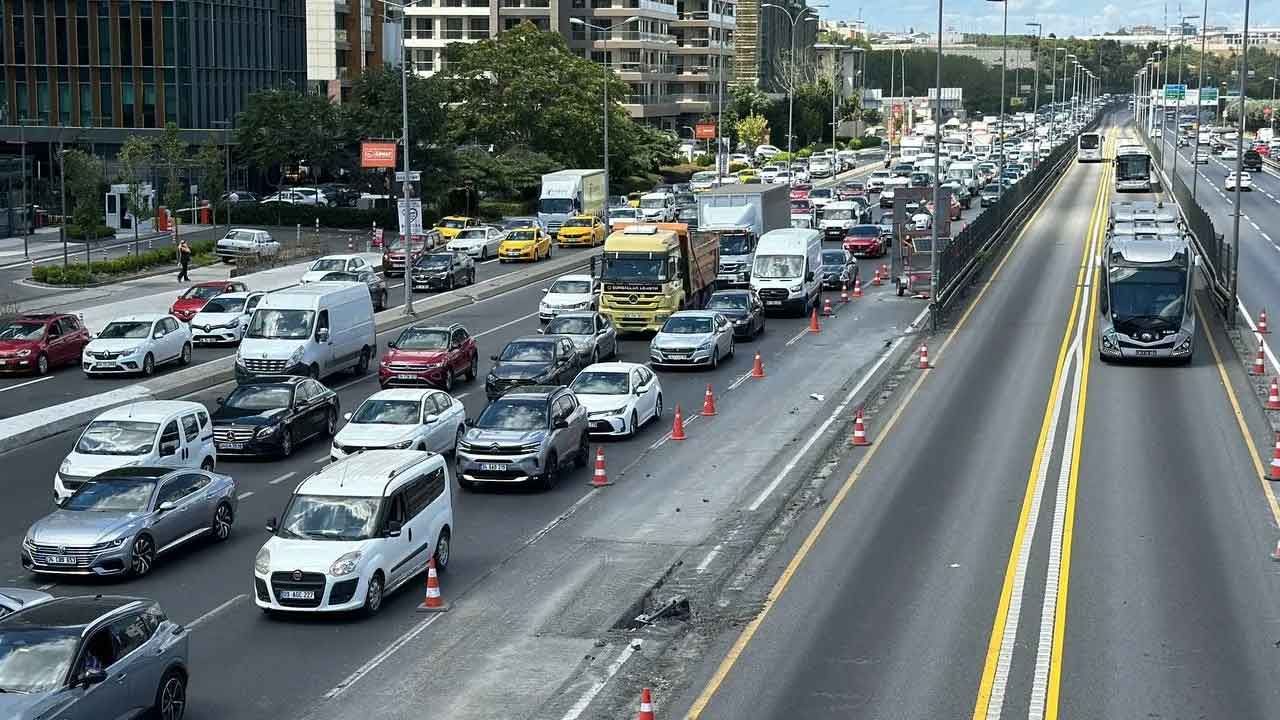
left=189, top=291, right=266, bottom=345
left=301, top=254, right=375, bottom=284
left=539, top=274, right=600, bottom=322
left=331, top=388, right=466, bottom=461
left=570, top=362, right=663, bottom=438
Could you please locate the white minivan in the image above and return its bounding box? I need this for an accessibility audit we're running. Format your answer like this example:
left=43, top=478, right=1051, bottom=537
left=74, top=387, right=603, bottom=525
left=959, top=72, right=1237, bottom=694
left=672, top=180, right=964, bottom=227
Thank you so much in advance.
left=750, top=228, right=823, bottom=316
left=254, top=450, right=454, bottom=616
left=236, top=283, right=376, bottom=382
left=55, top=401, right=216, bottom=502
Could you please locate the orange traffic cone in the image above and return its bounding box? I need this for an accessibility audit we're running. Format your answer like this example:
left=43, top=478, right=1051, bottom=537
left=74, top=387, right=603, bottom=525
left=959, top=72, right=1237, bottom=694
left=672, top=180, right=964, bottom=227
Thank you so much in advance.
left=871, top=268, right=882, bottom=287
left=854, top=276, right=864, bottom=298
left=917, top=343, right=931, bottom=369
left=1270, top=539, right=1280, bottom=561
left=1261, top=309, right=1271, bottom=334
left=1269, top=432, right=1280, bottom=481
left=880, top=263, right=890, bottom=280
left=589, top=447, right=612, bottom=487
left=415, top=556, right=450, bottom=613
left=809, top=308, right=821, bottom=333
left=637, top=688, right=655, bottom=720
left=700, top=384, right=718, bottom=416
left=850, top=408, right=871, bottom=446
left=839, top=283, right=850, bottom=303
left=750, top=352, right=766, bottom=379
left=1268, top=378, right=1280, bottom=411
left=671, top=405, right=686, bottom=441
left=822, top=297, right=834, bottom=317
left=1252, top=341, right=1267, bottom=376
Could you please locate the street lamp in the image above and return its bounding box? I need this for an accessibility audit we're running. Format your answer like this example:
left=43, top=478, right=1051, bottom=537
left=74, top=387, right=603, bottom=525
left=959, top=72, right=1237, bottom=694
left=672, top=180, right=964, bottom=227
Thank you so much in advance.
left=986, top=0, right=1008, bottom=167
left=1227, top=0, right=1252, bottom=326
left=760, top=2, right=824, bottom=158
left=1026, top=22, right=1042, bottom=164
left=1268, top=74, right=1278, bottom=134
left=930, top=0, right=943, bottom=314
left=1050, top=47, right=1066, bottom=146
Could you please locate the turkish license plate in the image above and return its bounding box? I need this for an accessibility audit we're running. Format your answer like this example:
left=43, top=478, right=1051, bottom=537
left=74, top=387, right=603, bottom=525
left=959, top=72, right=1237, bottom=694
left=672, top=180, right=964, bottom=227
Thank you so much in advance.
left=395, top=374, right=419, bottom=381
left=506, top=251, right=522, bottom=256
left=480, top=463, right=509, bottom=472
left=0, top=359, right=10, bottom=366
left=278, top=590, right=316, bottom=600
left=45, top=555, right=77, bottom=565
left=625, top=314, right=645, bottom=320
left=1135, top=349, right=1157, bottom=357
left=667, top=353, right=689, bottom=360
left=765, top=300, right=783, bottom=306
left=219, top=442, right=244, bottom=450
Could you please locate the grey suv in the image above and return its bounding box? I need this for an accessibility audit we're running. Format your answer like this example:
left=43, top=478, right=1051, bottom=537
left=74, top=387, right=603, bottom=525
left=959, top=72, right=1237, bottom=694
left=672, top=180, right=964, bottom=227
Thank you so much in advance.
left=0, top=595, right=190, bottom=720
left=455, top=385, right=590, bottom=491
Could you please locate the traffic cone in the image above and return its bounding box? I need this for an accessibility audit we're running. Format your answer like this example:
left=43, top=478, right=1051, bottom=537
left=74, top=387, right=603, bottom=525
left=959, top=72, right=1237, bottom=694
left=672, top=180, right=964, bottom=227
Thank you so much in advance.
left=918, top=343, right=931, bottom=369
left=1270, top=539, right=1280, bottom=561
left=637, top=688, right=655, bottom=720
left=1252, top=341, right=1267, bottom=376
left=850, top=408, right=871, bottom=446
left=1269, top=432, right=1280, bottom=481
left=415, top=557, right=450, bottom=613
left=822, top=297, right=834, bottom=317
left=881, top=263, right=890, bottom=278
left=589, top=447, right=612, bottom=487
left=700, top=383, right=718, bottom=416
left=809, top=308, right=821, bottom=333
left=871, top=268, right=882, bottom=287
left=1261, top=309, right=1271, bottom=334
left=854, top=276, right=864, bottom=297
left=839, top=283, right=849, bottom=303
left=750, top=352, right=766, bottom=379
left=1268, top=378, right=1280, bottom=411
left=671, top=405, right=686, bottom=441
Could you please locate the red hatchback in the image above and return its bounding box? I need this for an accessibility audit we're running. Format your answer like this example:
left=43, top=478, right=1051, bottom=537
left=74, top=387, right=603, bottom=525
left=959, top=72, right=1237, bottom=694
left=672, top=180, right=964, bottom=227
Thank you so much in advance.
left=843, top=224, right=887, bottom=257
left=379, top=323, right=479, bottom=391
left=0, top=313, right=90, bottom=375
left=169, top=280, right=248, bottom=322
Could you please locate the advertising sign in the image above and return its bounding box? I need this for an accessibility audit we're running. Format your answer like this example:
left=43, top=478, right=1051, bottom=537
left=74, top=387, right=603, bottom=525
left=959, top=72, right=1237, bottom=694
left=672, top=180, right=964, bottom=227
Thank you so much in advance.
left=694, top=123, right=717, bottom=140
left=397, top=198, right=423, bottom=237
left=361, top=141, right=398, bottom=169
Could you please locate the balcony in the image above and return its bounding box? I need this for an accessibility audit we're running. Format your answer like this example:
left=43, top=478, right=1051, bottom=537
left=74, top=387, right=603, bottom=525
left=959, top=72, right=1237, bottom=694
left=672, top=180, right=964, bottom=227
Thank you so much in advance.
left=335, top=0, right=350, bottom=13
left=614, top=62, right=678, bottom=76
left=594, top=0, right=678, bottom=17
left=335, top=29, right=351, bottom=49
left=595, top=30, right=677, bottom=45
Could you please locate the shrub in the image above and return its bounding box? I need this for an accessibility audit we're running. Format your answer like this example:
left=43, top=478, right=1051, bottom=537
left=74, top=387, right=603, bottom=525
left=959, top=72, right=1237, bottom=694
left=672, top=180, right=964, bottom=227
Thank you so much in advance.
left=693, top=153, right=715, bottom=167
left=476, top=199, right=531, bottom=220
left=65, top=224, right=117, bottom=240
left=32, top=239, right=215, bottom=285
left=728, top=161, right=748, bottom=173
left=796, top=148, right=814, bottom=159
left=861, top=136, right=883, bottom=148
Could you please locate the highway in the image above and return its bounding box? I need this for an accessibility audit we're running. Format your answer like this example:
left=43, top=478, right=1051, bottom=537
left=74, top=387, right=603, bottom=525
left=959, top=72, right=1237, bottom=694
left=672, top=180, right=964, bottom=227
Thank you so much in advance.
left=672, top=114, right=1280, bottom=719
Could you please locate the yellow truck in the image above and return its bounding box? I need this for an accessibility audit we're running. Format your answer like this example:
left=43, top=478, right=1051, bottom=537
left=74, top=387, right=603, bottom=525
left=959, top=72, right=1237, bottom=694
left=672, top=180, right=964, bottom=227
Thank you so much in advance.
left=597, top=223, right=720, bottom=334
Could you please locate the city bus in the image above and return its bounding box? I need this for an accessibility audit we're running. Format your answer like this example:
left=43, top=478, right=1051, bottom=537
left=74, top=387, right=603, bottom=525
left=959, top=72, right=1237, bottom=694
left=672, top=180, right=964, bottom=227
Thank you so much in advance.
left=1113, top=144, right=1154, bottom=192
left=1078, top=132, right=1103, bottom=162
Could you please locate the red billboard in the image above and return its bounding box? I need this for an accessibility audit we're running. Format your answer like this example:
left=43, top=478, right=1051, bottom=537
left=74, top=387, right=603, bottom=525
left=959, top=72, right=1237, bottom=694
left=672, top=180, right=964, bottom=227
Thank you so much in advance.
left=694, top=122, right=717, bottom=140
left=360, top=141, right=398, bottom=169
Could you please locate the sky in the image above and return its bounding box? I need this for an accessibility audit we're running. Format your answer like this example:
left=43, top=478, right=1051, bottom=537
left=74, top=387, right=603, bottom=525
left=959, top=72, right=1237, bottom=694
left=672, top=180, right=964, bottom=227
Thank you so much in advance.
left=820, top=0, right=1280, bottom=40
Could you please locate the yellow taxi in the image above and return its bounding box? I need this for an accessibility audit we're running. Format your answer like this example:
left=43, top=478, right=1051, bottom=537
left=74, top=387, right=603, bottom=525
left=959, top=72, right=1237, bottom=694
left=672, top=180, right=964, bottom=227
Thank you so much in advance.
left=626, top=191, right=644, bottom=208
left=556, top=215, right=605, bottom=247
left=434, top=216, right=476, bottom=241
left=738, top=169, right=761, bottom=184
left=498, top=226, right=552, bottom=262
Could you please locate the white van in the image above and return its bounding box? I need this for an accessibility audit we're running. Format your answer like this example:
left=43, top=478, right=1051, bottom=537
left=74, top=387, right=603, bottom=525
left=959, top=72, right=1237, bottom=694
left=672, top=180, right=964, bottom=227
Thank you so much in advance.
left=236, top=282, right=376, bottom=382
left=55, top=401, right=216, bottom=502
left=751, top=228, right=823, bottom=316
left=254, top=450, right=454, bottom=615
left=638, top=192, right=675, bottom=222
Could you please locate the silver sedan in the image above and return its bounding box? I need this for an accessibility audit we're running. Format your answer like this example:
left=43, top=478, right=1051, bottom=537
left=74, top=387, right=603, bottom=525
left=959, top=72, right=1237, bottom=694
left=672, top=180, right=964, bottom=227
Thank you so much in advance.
left=649, top=311, right=736, bottom=369
left=541, top=312, right=618, bottom=365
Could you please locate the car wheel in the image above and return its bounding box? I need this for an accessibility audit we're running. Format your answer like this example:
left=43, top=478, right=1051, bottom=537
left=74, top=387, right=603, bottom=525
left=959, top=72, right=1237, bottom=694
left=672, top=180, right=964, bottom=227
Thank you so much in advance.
left=653, top=394, right=663, bottom=422
left=362, top=572, right=385, bottom=617
left=710, top=347, right=719, bottom=369
left=376, top=290, right=387, bottom=311
left=434, top=528, right=451, bottom=572
left=325, top=408, right=338, bottom=436
left=629, top=410, right=639, bottom=438
left=465, top=353, right=478, bottom=382
left=354, top=347, right=371, bottom=375
left=36, top=353, right=49, bottom=375
left=129, top=534, right=156, bottom=577
left=142, top=353, right=155, bottom=376
left=575, top=431, right=590, bottom=469
left=309, top=363, right=321, bottom=380
left=480, top=247, right=488, bottom=260
left=178, top=343, right=192, bottom=366
left=452, top=424, right=465, bottom=454
left=212, top=502, right=234, bottom=541
left=540, top=451, right=559, bottom=491
left=279, top=428, right=294, bottom=458
left=443, top=367, right=454, bottom=392
left=154, top=669, right=187, bottom=720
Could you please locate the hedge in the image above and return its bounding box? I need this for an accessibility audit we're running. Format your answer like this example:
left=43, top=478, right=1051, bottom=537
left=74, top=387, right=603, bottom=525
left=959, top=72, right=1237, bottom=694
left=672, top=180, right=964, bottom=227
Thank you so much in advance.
left=224, top=203, right=425, bottom=231
left=66, top=223, right=118, bottom=240
left=476, top=199, right=532, bottom=220
left=32, top=239, right=216, bottom=286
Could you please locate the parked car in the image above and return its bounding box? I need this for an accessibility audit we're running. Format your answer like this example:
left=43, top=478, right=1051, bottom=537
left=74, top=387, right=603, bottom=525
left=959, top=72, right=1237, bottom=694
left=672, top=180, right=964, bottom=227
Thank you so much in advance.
left=447, top=225, right=505, bottom=260
left=83, top=314, right=192, bottom=377
left=539, top=274, right=600, bottom=322
left=260, top=189, right=313, bottom=205
left=648, top=311, right=736, bottom=369
left=221, top=190, right=260, bottom=204
left=485, top=335, right=584, bottom=400
left=189, top=291, right=267, bottom=345
left=379, top=323, right=478, bottom=391
left=169, top=280, right=249, bottom=322
left=318, top=268, right=389, bottom=311
left=301, top=254, right=375, bottom=284
left=570, top=362, right=663, bottom=438
left=412, top=251, right=476, bottom=291
left=0, top=596, right=190, bottom=719
left=215, top=228, right=279, bottom=262
left=705, top=289, right=766, bottom=339
left=820, top=248, right=859, bottom=291
left=25, top=466, right=237, bottom=577
left=317, top=183, right=360, bottom=208
left=331, top=388, right=465, bottom=461
left=211, top=376, right=340, bottom=458
left=456, top=385, right=590, bottom=490
left=0, top=312, right=89, bottom=375
left=498, top=226, right=553, bottom=262
left=541, top=311, right=617, bottom=365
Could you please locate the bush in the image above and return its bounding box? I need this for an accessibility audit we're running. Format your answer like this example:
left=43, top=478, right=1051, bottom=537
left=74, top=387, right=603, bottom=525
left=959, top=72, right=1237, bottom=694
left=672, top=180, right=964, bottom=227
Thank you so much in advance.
left=65, top=224, right=117, bottom=240
left=32, top=239, right=215, bottom=285
left=728, top=161, right=748, bottom=173
left=861, top=136, right=883, bottom=148
left=693, top=153, right=715, bottom=167
left=797, top=148, right=814, bottom=159
left=657, top=164, right=701, bottom=184
left=224, top=203, right=420, bottom=230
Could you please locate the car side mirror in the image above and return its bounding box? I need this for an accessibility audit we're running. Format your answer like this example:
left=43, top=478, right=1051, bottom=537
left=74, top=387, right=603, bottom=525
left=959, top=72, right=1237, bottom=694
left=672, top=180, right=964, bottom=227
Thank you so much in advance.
left=158, top=500, right=177, bottom=513
left=317, top=328, right=331, bottom=343
left=81, top=668, right=108, bottom=687
left=542, top=288, right=549, bottom=293
left=553, top=417, right=569, bottom=430
left=490, top=354, right=500, bottom=362
left=342, top=412, right=352, bottom=421
left=265, top=517, right=278, bottom=534
left=385, top=520, right=403, bottom=538
left=805, top=271, right=815, bottom=282
left=423, top=414, right=438, bottom=424
left=154, top=331, right=165, bottom=339
left=215, top=396, right=225, bottom=405
left=385, top=340, right=396, bottom=349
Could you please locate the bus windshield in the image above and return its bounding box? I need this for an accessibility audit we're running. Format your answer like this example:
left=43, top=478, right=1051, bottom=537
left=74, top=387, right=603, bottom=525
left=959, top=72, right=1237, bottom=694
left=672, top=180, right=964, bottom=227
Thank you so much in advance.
left=1115, top=155, right=1151, bottom=181
left=1108, top=266, right=1187, bottom=330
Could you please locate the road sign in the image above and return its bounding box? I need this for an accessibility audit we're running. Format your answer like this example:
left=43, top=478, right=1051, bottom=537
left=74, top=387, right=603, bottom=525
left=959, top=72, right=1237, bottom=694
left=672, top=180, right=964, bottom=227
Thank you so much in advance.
left=395, top=171, right=421, bottom=182
left=397, top=199, right=423, bottom=237
left=361, top=141, right=397, bottom=168
left=694, top=123, right=716, bottom=140
left=1164, top=84, right=1186, bottom=100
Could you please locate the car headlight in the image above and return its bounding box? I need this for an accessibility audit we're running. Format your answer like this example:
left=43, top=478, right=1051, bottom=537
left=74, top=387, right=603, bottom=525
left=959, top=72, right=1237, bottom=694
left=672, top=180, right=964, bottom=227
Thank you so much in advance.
left=107, top=535, right=128, bottom=547
left=256, top=424, right=281, bottom=438
left=289, top=346, right=305, bottom=366
left=788, top=283, right=803, bottom=293
left=329, top=551, right=363, bottom=577
left=116, top=346, right=140, bottom=356
left=255, top=547, right=271, bottom=575
left=698, top=339, right=713, bottom=350
left=16, top=348, right=31, bottom=357
left=60, top=459, right=71, bottom=476
left=388, top=439, right=415, bottom=450
left=1174, top=337, right=1193, bottom=354
left=1101, top=332, right=1118, bottom=349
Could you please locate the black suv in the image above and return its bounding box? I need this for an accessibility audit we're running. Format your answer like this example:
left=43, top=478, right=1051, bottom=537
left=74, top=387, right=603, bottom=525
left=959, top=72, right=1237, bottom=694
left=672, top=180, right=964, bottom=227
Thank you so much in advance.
left=1242, top=149, right=1264, bottom=172
left=486, top=335, right=584, bottom=400
left=212, top=375, right=340, bottom=457
left=412, top=251, right=477, bottom=292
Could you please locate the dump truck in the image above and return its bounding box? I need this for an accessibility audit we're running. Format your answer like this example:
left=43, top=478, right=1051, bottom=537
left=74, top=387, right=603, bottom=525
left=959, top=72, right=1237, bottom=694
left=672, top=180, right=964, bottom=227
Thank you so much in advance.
left=695, top=184, right=790, bottom=288
left=597, top=222, right=719, bottom=334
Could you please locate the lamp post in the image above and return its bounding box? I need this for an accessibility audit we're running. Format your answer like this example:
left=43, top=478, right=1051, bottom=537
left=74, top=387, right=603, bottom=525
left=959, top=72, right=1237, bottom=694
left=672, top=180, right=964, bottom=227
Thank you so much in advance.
left=1027, top=22, right=1042, bottom=164
left=1268, top=73, right=1277, bottom=135
left=930, top=0, right=942, bottom=316
left=1228, top=0, right=1251, bottom=326
left=1050, top=47, right=1066, bottom=146
left=760, top=3, right=824, bottom=158
left=986, top=0, right=1009, bottom=167
left=685, top=9, right=730, bottom=178
left=1168, top=14, right=1198, bottom=191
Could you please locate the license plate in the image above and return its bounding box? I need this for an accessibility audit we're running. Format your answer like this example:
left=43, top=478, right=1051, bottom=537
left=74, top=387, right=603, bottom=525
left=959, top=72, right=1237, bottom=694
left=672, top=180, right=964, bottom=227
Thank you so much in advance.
left=45, top=555, right=77, bottom=565
left=765, top=300, right=782, bottom=306
left=480, top=463, right=509, bottom=472
left=0, top=359, right=10, bottom=366
left=219, top=442, right=244, bottom=450
left=667, top=353, right=689, bottom=359
left=278, top=590, right=316, bottom=600
left=1135, top=349, right=1157, bottom=357
left=395, top=374, right=419, bottom=381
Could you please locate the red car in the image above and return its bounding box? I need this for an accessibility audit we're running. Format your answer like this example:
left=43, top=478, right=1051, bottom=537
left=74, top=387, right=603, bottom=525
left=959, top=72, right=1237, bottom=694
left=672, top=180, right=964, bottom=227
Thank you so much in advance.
left=379, top=322, right=479, bottom=391
left=0, top=313, right=90, bottom=375
left=790, top=187, right=811, bottom=201
left=843, top=224, right=887, bottom=257
left=170, top=280, right=248, bottom=322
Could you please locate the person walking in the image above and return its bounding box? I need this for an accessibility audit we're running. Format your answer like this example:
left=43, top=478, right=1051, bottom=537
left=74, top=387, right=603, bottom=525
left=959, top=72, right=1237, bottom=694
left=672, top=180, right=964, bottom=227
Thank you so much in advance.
left=177, top=239, right=192, bottom=282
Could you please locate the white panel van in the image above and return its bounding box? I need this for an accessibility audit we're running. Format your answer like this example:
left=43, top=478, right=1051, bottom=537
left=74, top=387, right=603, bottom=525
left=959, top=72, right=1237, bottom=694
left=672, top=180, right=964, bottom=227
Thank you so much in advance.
left=750, top=228, right=823, bottom=316
left=236, top=283, right=376, bottom=382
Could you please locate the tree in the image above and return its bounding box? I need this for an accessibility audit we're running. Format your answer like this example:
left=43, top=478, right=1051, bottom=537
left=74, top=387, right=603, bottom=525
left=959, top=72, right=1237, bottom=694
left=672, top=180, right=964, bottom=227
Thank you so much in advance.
left=116, top=136, right=154, bottom=246
left=155, top=122, right=188, bottom=216
left=736, top=114, right=770, bottom=150
left=236, top=89, right=344, bottom=186
left=61, top=150, right=105, bottom=237
left=861, top=108, right=883, bottom=126
left=195, top=135, right=226, bottom=224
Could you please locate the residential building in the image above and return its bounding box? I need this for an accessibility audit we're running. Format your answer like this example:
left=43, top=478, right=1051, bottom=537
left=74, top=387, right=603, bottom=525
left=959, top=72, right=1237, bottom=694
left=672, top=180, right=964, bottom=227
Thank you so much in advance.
left=306, top=0, right=392, bottom=102
left=732, top=0, right=813, bottom=94
left=818, top=18, right=862, bottom=42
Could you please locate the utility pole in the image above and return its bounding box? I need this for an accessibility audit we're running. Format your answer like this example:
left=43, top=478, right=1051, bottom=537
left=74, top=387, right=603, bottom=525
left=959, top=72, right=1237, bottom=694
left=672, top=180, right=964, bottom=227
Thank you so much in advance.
left=1027, top=23, right=1042, bottom=165
left=1228, top=0, right=1251, bottom=327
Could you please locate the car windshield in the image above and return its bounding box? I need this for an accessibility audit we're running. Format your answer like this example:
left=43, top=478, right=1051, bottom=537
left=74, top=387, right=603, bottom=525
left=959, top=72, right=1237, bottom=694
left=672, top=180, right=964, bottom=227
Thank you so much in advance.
left=310, top=258, right=347, bottom=272
left=0, top=627, right=80, bottom=693
left=640, top=197, right=667, bottom=209
left=440, top=218, right=467, bottom=229
left=181, top=285, right=223, bottom=300
left=396, top=328, right=450, bottom=350
left=476, top=398, right=549, bottom=430
left=538, top=198, right=574, bottom=214
left=200, top=297, right=247, bottom=314
left=499, top=341, right=553, bottom=362
left=546, top=316, right=594, bottom=335
left=662, top=316, right=712, bottom=334
left=823, top=250, right=848, bottom=266
left=791, top=201, right=812, bottom=210
left=707, top=294, right=749, bottom=311
left=415, top=255, right=451, bottom=269
left=825, top=208, right=854, bottom=221
left=550, top=280, right=591, bottom=295
left=278, top=494, right=381, bottom=541
left=507, top=230, right=538, bottom=242
left=719, top=234, right=751, bottom=256
left=75, top=420, right=158, bottom=456
left=63, top=478, right=157, bottom=512
left=246, top=310, right=314, bottom=340
left=563, top=218, right=593, bottom=228
left=385, top=236, right=427, bottom=252
left=351, top=399, right=421, bottom=424
left=983, top=185, right=1001, bottom=193
left=98, top=321, right=152, bottom=339
left=502, top=218, right=538, bottom=230
left=455, top=229, right=487, bottom=241
left=224, top=385, right=293, bottom=410
left=0, top=321, right=44, bottom=340
left=753, top=255, right=804, bottom=279
left=319, top=272, right=360, bottom=282
left=572, top=371, right=629, bottom=395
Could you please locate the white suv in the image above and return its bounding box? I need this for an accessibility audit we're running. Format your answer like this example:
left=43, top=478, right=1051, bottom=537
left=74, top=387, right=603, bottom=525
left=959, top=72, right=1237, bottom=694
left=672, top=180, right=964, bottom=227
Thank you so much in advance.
left=254, top=450, right=454, bottom=616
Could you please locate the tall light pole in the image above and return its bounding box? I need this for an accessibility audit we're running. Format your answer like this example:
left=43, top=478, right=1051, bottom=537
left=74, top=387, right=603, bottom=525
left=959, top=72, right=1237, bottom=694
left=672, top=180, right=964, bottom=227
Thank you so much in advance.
left=1169, top=14, right=1198, bottom=189
left=930, top=0, right=942, bottom=313
left=211, top=119, right=233, bottom=236
left=1268, top=73, right=1277, bottom=135
left=1027, top=22, right=1042, bottom=164
left=761, top=3, right=824, bottom=158
left=1050, top=47, right=1065, bottom=146
left=1228, top=0, right=1251, bottom=326
left=986, top=0, right=1009, bottom=167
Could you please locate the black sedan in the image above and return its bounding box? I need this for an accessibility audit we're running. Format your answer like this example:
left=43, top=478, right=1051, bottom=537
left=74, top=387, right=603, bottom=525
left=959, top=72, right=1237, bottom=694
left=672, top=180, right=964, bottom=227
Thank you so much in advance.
left=211, top=376, right=340, bottom=458
left=318, top=269, right=389, bottom=311
left=706, top=289, right=765, bottom=339
left=412, top=251, right=476, bottom=292
left=485, top=335, right=583, bottom=400
left=821, top=249, right=859, bottom=290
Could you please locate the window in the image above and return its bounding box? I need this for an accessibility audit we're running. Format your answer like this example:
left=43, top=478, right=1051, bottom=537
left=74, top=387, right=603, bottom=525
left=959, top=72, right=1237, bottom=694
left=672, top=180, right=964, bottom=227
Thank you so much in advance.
left=79, top=627, right=118, bottom=675
left=109, top=613, right=154, bottom=660
left=304, top=380, right=327, bottom=399
left=294, top=383, right=313, bottom=404
left=117, top=17, right=131, bottom=64
left=384, top=493, right=407, bottom=527
left=552, top=396, right=573, bottom=422
left=33, top=18, right=46, bottom=63
left=12, top=17, right=25, bottom=63
left=431, top=393, right=452, bottom=415
left=403, top=467, right=446, bottom=518
left=468, top=16, right=487, bottom=38
left=158, top=474, right=209, bottom=505
left=450, top=327, right=468, bottom=347
left=444, top=17, right=462, bottom=39
left=159, top=420, right=180, bottom=447
left=59, top=316, right=81, bottom=334
left=197, top=409, right=210, bottom=430
left=315, top=310, right=329, bottom=338
left=180, top=413, right=200, bottom=442
left=55, top=18, right=67, bottom=63
left=97, top=15, right=110, bottom=64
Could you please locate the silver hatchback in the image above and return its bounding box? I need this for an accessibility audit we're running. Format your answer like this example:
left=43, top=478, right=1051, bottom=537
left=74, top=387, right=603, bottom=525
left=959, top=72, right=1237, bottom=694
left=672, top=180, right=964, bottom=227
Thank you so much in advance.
left=541, top=312, right=618, bottom=365
left=649, top=311, right=736, bottom=369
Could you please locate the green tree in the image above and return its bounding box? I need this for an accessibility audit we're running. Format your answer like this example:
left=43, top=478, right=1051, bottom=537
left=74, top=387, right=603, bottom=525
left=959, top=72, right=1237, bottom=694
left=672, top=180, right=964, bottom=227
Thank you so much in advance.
left=116, top=136, right=154, bottom=246
left=156, top=122, right=188, bottom=216
left=235, top=89, right=344, bottom=186
left=862, top=108, right=883, bottom=126
left=195, top=136, right=226, bottom=224
left=61, top=149, right=105, bottom=237
left=736, top=114, right=770, bottom=150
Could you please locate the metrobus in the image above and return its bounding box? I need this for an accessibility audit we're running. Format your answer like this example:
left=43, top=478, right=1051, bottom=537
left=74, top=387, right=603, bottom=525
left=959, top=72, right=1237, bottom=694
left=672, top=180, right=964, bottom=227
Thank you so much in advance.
left=1078, top=132, right=1103, bottom=162
left=1097, top=233, right=1195, bottom=363
left=1113, top=144, right=1154, bottom=192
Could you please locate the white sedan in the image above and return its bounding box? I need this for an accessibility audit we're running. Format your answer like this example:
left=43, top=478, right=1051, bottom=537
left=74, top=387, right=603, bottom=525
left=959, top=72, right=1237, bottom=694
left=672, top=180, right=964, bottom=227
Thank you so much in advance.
left=1225, top=172, right=1253, bottom=191
left=331, top=388, right=466, bottom=460
left=189, top=291, right=266, bottom=345
left=569, top=362, right=663, bottom=438
left=447, top=226, right=506, bottom=260
left=1220, top=147, right=1239, bottom=161
left=301, top=254, right=375, bottom=284
left=82, top=314, right=192, bottom=376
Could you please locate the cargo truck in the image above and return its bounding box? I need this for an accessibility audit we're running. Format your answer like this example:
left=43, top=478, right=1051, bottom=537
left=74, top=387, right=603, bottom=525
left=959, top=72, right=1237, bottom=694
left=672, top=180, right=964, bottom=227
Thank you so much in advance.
left=538, top=169, right=606, bottom=238
left=696, top=185, right=790, bottom=288
left=597, top=223, right=719, bottom=334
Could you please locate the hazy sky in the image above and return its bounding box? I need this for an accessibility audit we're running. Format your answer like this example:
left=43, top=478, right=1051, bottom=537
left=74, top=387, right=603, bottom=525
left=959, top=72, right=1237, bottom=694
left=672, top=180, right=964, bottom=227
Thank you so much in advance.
left=821, top=0, right=1278, bottom=40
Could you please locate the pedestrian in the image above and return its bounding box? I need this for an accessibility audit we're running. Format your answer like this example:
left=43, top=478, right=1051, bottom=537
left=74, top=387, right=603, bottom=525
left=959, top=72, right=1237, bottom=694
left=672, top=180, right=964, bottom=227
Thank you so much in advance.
left=177, top=239, right=192, bottom=282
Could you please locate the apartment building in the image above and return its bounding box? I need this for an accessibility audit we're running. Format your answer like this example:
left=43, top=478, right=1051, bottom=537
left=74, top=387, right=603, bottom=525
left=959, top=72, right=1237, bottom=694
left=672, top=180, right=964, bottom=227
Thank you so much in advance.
left=306, top=0, right=391, bottom=102
left=732, top=0, right=814, bottom=93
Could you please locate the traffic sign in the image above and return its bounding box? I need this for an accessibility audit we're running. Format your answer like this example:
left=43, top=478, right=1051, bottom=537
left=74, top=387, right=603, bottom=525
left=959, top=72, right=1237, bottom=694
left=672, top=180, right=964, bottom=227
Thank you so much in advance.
left=397, top=199, right=423, bottom=237
left=1199, top=87, right=1219, bottom=103
left=395, top=171, right=422, bottom=182
left=1164, top=84, right=1186, bottom=100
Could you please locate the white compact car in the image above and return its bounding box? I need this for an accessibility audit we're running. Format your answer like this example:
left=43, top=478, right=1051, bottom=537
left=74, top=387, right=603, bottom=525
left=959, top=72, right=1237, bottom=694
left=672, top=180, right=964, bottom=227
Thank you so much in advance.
left=189, top=291, right=267, bottom=345
left=1225, top=172, right=1253, bottom=191
left=255, top=450, right=453, bottom=616
left=570, top=362, right=663, bottom=438
left=447, top=226, right=506, bottom=260
left=539, top=274, right=600, bottom=322
left=1221, top=147, right=1238, bottom=161
left=331, top=388, right=466, bottom=461
left=215, top=228, right=279, bottom=262
left=301, top=254, right=375, bottom=284
left=82, top=314, right=192, bottom=376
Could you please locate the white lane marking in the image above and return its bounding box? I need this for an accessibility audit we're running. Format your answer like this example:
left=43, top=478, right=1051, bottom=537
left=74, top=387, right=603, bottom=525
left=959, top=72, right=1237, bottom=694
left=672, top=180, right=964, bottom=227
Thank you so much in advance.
left=746, top=334, right=908, bottom=512
left=556, top=641, right=643, bottom=720
left=0, top=376, right=54, bottom=393
left=314, top=455, right=329, bottom=464
left=237, top=491, right=255, bottom=500
left=785, top=327, right=810, bottom=347
left=36, top=582, right=55, bottom=591
left=269, top=471, right=296, bottom=485
left=387, top=283, right=404, bottom=290
left=324, top=615, right=445, bottom=700
left=186, top=593, right=247, bottom=629
left=647, top=413, right=700, bottom=450
left=527, top=489, right=598, bottom=548
left=695, top=544, right=722, bottom=573
left=727, top=369, right=753, bottom=391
